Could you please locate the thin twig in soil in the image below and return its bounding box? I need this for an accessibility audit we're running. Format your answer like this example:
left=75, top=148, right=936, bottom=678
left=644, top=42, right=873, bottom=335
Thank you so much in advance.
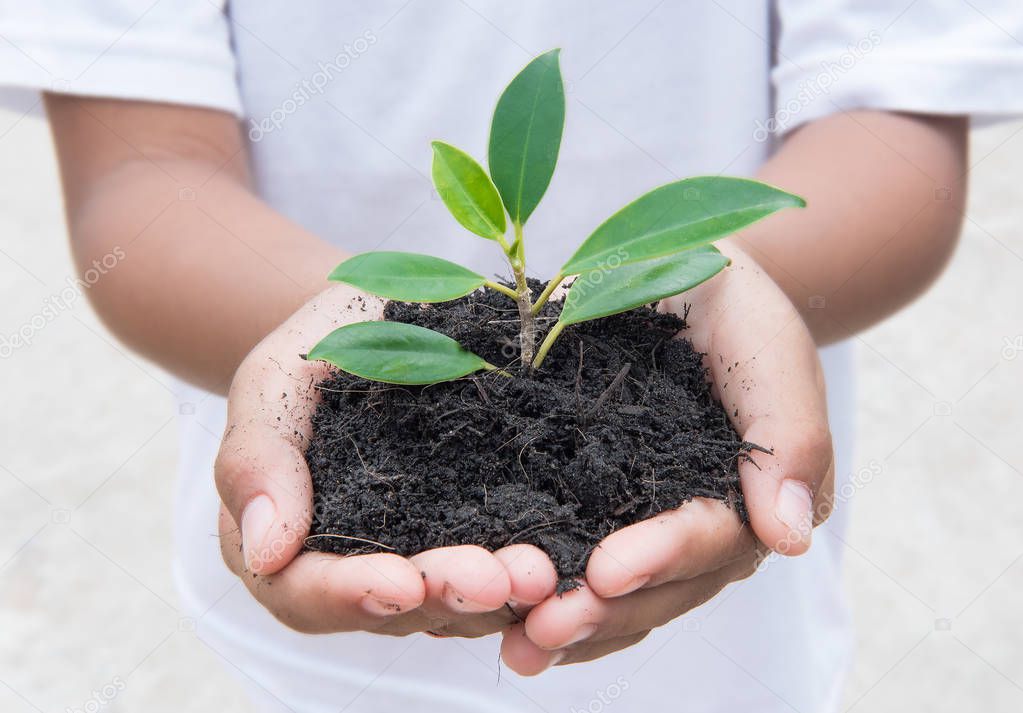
left=315, top=384, right=412, bottom=396
left=495, top=430, right=521, bottom=452
left=642, top=469, right=659, bottom=503
left=495, top=415, right=557, bottom=452
left=739, top=453, right=763, bottom=470
left=505, top=507, right=548, bottom=525
left=457, top=388, right=481, bottom=410
left=574, top=340, right=585, bottom=425
left=585, top=362, right=632, bottom=423
left=444, top=517, right=481, bottom=537
left=692, top=488, right=728, bottom=500
left=422, top=373, right=498, bottom=392
left=701, top=437, right=763, bottom=451
left=349, top=436, right=398, bottom=489
left=505, top=519, right=569, bottom=545
left=304, top=533, right=396, bottom=550
left=488, top=316, right=558, bottom=324
left=650, top=338, right=664, bottom=372
left=612, top=499, right=638, bottom=517
left=473, top=378, right=492, bottom=406
left=517, top=435, right=542, bottom=482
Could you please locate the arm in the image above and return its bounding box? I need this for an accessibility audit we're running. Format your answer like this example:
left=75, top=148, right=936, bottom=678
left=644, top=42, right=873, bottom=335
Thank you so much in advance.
left=737, top=110, right=967, bottom=343
left=45, top=95, right=343, bottom=394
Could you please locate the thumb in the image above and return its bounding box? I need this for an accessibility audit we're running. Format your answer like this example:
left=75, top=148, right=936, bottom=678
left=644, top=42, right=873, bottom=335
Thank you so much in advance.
left=215, top=422, right=314, bottom=575
left=739, top=417, right=834, bottom=557
left=672, top=247, right=835, bottom=558
left=213, top=284, right=380, bottom=576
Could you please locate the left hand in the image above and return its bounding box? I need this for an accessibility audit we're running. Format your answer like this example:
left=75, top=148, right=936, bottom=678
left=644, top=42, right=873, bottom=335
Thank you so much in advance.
left=500, top=244, right=835, bottom=673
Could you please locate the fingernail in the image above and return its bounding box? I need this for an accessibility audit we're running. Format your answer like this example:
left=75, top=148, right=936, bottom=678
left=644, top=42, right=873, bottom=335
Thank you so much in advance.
left=775, top=479, right=813, bottom=546
left=241, top=494, right=276, bottom=571
left=361, top=595, right=404, bottom=617
left=443, top=583, right=494, bottom=613
left=507, top=598, right=529, bottom=615
left=613, top=574, right=650, bottom=597
left=564, top=623, right=597, bottom=646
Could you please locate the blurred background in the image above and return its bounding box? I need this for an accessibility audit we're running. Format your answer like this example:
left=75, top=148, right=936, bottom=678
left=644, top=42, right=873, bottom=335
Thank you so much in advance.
left=1, top=109, right=1021, bottom=711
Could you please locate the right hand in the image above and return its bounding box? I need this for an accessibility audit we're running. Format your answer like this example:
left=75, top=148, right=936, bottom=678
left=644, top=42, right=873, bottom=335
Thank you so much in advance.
left=214, top=285, right=557, bottom=636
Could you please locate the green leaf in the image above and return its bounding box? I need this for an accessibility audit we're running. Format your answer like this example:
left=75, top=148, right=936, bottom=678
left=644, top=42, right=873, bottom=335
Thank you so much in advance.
left=431, top=141, right=507, bottom=240
left=308, top=321, right=493, bottom=385
left=561, top=177, right=804, bottom=275
left=560, top=246, right=731, bottom=325
left=328, top=252, right=487, bottom=303
left=488, top=48, right=565, bottom=226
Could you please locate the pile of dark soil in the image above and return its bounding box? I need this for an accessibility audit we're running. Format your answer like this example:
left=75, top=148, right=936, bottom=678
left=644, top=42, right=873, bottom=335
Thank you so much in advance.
left=304, top=281, right=752, bottom=587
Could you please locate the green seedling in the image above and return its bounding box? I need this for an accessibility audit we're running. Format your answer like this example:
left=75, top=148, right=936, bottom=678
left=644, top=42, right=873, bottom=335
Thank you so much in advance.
left=309, top=49, right=804, bottom=384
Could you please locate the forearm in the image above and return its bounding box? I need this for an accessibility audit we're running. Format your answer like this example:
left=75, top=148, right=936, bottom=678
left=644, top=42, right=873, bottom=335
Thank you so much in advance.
left=728, top=111, right=967, bottom=344
left=71, top=166, right=342, bottom=393
left=46, top=96, right=344, bottom=394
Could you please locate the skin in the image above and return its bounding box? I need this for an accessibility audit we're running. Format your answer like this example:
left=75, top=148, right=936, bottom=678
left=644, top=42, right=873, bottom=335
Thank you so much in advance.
left=45, top=94, right=967, bottom=668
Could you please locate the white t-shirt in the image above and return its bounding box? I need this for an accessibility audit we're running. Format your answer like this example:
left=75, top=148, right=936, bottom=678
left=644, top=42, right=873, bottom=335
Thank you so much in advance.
left=3, top=2, right=1020, bottom=711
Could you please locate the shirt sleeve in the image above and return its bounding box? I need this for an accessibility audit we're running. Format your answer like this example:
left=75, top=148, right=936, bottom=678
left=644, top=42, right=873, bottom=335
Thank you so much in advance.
left=0, top=0, right=242, bottom=117
left=772, top=0, right=1023, bottom=134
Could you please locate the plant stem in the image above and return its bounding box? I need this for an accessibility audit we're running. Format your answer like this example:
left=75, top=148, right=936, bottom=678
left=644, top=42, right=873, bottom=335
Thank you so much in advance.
left=530, top=271, right=565, bottom=315
left=496, top=234, right=513, bottom=255
left=532, top=320, right=566, bottom=370
left=510, top=222, right=535, bottom=371
left=484, top=363, right=514, bottom=378
left=514, top=223, right=526, bottom=263
left=483, top=280, right=519, bottom=300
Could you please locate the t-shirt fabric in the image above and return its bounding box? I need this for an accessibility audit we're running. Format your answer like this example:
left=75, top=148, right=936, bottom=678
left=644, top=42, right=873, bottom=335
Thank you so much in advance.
left=2, top=1, right=1020, bottom=711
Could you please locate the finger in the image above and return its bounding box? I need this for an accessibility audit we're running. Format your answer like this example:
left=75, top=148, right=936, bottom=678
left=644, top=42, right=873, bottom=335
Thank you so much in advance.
left=215, top=418, right=319, bottom=575
left=664, top=248, right=834, bottom=556
left=365, top=605, right=518, bottom=638
left=410, top=545, right=512, bottom=616
left=586, top=497, right=754, bottom=598
left=214, top=337, right=330, bottom=575
left=526, top=556, right=756, bottom=650
left=555, top=630, right=651, bottom=666
left=215, top=287, right=384, bottom=575
left=500, top=623, right=555, bottom=676
left=742, top=414, right=835, bottom=557
left=493, top=544, right=558, bottom=608
left=379, top=607, right=519, bottom=638
left=380, top=545, right=553, bottom=639
left=500, top=623, right=650, bottom=674
left=220, top=506, right=426, bottom=633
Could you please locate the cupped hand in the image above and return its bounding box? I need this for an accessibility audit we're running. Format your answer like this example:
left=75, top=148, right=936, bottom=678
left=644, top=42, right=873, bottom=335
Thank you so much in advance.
left=501, top=244, right=835, bottom=673
left=214, top=284, right=557, bottom=637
